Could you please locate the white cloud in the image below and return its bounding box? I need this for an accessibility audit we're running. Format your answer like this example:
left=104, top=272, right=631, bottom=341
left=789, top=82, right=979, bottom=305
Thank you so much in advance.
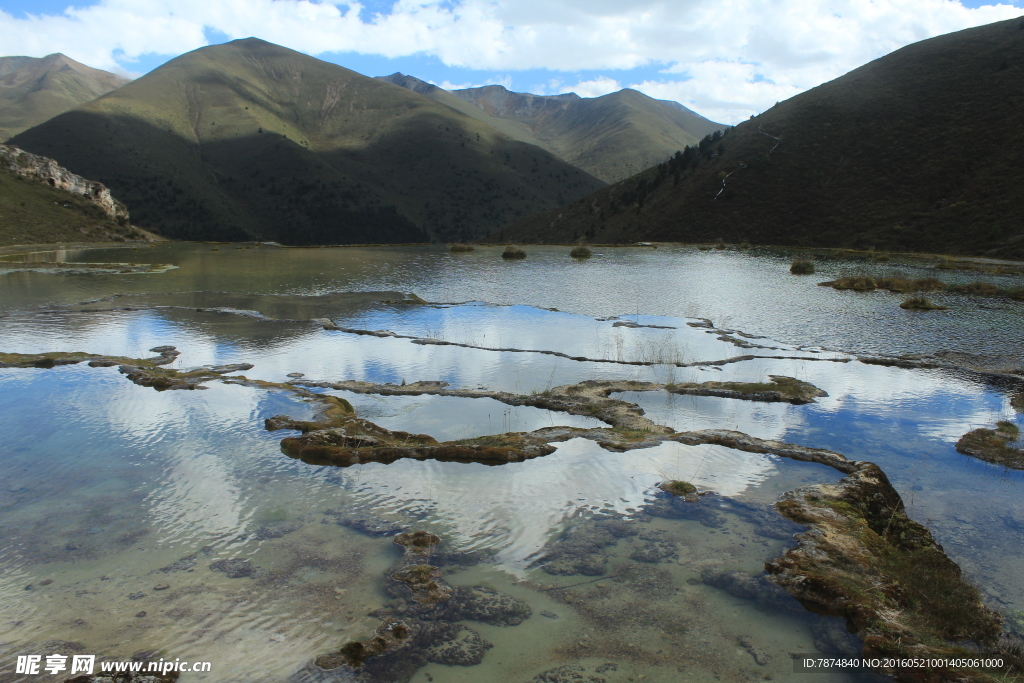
left=562, top=76, right=622, bottom=98
left=1, top=0, right=1021, bottom=123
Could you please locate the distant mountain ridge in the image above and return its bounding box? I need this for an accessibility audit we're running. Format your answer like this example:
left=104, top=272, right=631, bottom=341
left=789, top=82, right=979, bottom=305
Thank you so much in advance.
left=378, top=74, right=723, bottom=183
left=501, top=16, right=1024, bottom=259
left=0, top=53, right=128, bottom=141
left=10, top=39, right=603, bottom=244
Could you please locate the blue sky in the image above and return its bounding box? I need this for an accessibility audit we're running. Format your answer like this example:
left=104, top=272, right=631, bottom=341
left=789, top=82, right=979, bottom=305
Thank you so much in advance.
left=2, top=0, right=1022, bottom=123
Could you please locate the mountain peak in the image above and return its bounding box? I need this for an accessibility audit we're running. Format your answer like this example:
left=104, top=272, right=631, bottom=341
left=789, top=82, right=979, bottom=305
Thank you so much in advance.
left=228, top=37, right=274, bottom=48
left=11, top=40, right=603, bottom=244
left=502, top=15, right=1024, bottom=259
left=376, top=72, right=438, bottom=95
left=0, top=53, right=129, bottom=139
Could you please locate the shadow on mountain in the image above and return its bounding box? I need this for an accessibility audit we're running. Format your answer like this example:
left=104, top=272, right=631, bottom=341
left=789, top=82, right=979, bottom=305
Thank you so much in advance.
left=503, top=16, right=1024, bottom=258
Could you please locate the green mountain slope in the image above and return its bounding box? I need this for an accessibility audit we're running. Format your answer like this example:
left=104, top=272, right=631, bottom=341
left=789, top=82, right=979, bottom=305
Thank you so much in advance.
left=11, top=39, right=603, bottom=244
left=0, top=54, right=128, bottom=141
left=501, top=16, right=1024, bottom=259
left=379, top=75, right=723, bottom=183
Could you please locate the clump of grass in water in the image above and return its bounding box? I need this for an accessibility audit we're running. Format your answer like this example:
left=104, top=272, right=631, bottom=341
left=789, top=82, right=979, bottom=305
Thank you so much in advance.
left=502, top=245, right=526, bottom=260
left=829, top=275, right=878, bottom=291
left=996, top=421, right=1020, bottom=437
left=900, top=296, right=947, bottom=310
left=790, top=258, right=815, bottom=274
left=949, top=281, right=1000, bottom=296
left=658, top=480, right=696, bottom=496
left=877, top=543, right=997, bottom=641
left=1011, top=392, right=1024, bottom=413
left=449, top=243, right=474, bottom=253
left=570, top=245, right=592, bottom=259
left=877, top=277, right=946, bottom=292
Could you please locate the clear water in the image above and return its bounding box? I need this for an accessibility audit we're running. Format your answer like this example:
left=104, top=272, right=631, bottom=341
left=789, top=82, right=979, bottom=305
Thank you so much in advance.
left=1, top=243, right=1022, bottom=682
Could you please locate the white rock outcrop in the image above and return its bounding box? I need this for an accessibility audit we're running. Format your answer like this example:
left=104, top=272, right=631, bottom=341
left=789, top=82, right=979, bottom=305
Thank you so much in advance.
left=0, top=143, right=130, bottom=225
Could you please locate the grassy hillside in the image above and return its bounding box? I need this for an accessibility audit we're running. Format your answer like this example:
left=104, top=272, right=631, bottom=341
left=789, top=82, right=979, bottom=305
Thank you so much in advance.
left=501, top=17, right=1024, bottom=259
left=0, top=165, right=151, bottom=247
left=380, top=75, right=723, bottom=183
left=0, top=54, right=128, bottom=141
left=11, top=39, right=603, bottom=244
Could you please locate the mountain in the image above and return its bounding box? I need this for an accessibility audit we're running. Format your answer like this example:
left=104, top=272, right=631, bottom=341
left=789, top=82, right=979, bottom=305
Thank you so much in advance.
left=378, top=74, right=723, bottom=183
left=500, top=16, right=1024, bottom=259
left=0, top=54, right=129, bottom=141
left=10, top=39, right=603, bottom=244
left=0, top=144, right=155, bottom=246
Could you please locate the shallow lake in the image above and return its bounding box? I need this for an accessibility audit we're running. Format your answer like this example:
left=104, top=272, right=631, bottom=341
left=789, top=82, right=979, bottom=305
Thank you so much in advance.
left=1, top=243, right=1022, bottom=682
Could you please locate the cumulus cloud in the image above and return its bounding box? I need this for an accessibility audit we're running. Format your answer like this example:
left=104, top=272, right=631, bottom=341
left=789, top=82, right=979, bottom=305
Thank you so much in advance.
left=1, top=0, right=1021, bottom=122
left=559, top=76, right=623, bottom=98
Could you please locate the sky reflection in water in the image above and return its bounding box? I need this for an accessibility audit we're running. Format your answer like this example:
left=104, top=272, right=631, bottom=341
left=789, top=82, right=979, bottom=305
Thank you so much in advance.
left=0, top=243, right=1022, bottom=681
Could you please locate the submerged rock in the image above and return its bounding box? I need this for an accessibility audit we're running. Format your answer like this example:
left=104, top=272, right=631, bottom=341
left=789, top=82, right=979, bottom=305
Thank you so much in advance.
left=315, top=619, right=414, bottom=670
left=158, top=554, right=197, bottom=573
left=629, top=541, right=677, bottom=563
left=421, top=623, right=492, bottom=666
left=644, top=492, right=726, bottom=528
left=533, top=518, right=619, bottom=576
left=308, top=526, right=531, bottom=680
left=811, top=617, right=863, bottom=656
left=255, top=521, right=302, bottom=539
left=700, top=569, right=798, bottom=612
left=65, top=672, right=179, bottom=682
left=209, top=558, right=256, bottom=578
left=526, top=663, right=617, bottom=683
left=393, top=530, right=440, bottom=556
left=304, top=618, right=493, bottom=682
left=390, top=564, right=451, bottom=605
left=716, top=497, right=805, bottom=540
left=430, top=585, right=532, bottom=626
left=737, top=635, right=771, bottom=665
left=383, top=531, right=451, bottom=606
left=324, top=510, right=403, bottom=537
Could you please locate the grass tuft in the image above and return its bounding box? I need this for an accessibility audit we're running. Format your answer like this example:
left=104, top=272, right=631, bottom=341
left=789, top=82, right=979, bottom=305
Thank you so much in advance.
left=878, top=544, right=995, bottom=641
left=900, top=296, right=947, bottom=310
left=996, top=421, right=1020, bottom=437
left=830, top=275, right=878, bottom=291
left=449, top=242, right=475, bottom=252
left=502, top=245, right=527, bottom=259
left=790, top=258, right=815, bottom=274
left=659, top=480, right=697, bottom=496
left=949, top=281, right=1000, bottom=296
left=570, top=245, right=592, bottom=259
